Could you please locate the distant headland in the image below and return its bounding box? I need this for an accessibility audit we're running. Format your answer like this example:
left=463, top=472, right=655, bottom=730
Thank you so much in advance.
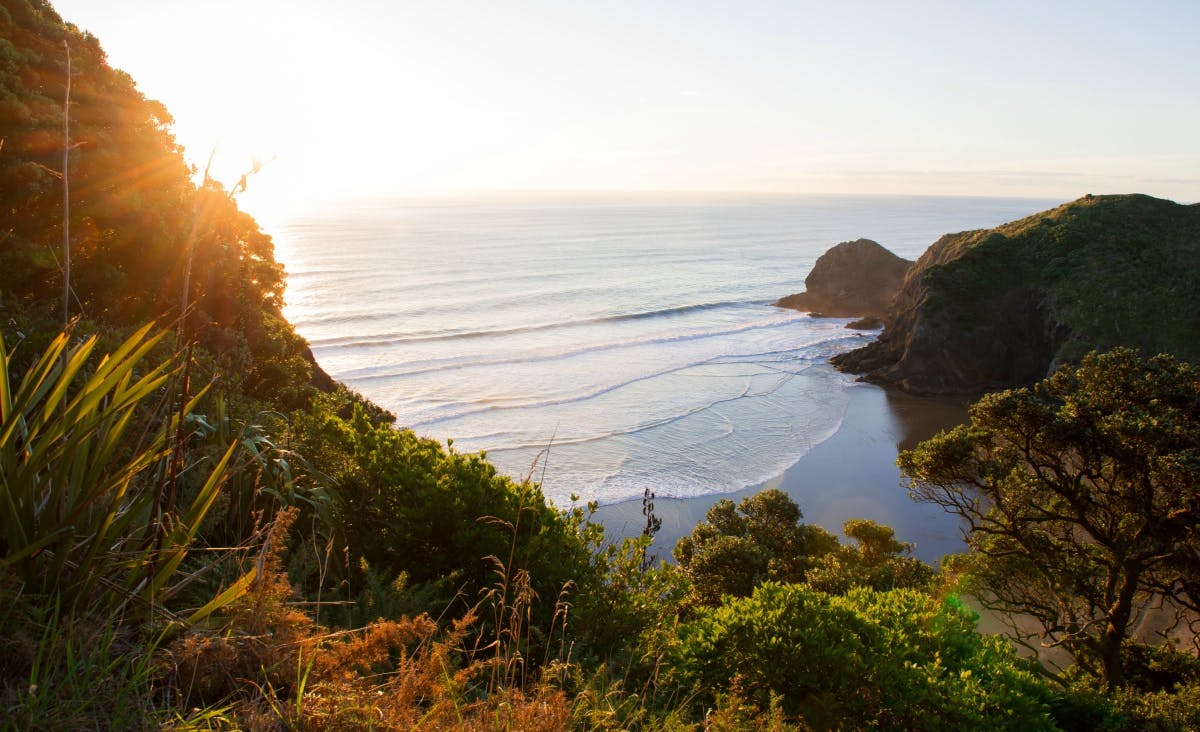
left=781, top=194, right=1200, bottom=395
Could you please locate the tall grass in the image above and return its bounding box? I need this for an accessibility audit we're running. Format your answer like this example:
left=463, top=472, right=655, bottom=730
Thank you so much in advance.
left=0, top=326, right=690, bottom=728
left=3, top=603, right=164, bottom=731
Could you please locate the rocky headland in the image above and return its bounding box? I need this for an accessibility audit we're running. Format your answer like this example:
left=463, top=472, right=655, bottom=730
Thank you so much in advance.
left=828, top=194, right=1200, bottom=395
left=775, top=238, right=913, bottom=322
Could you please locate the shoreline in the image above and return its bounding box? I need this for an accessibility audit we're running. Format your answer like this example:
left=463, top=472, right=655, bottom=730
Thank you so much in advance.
left=591, top=380, right=969, bottom=564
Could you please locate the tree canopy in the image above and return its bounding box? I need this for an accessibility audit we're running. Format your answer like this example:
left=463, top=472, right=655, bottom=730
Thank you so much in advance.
left=673, top=488, right=934, bottom=606
left=673, top=489, right=837, bottom=604
left=0, top=0, right=313, bottom=406
left=900, top=348, right=1200, bottom=689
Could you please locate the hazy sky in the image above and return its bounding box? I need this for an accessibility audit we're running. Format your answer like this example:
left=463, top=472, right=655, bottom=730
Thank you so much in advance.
left=51, top=0, right=1200, bottom=221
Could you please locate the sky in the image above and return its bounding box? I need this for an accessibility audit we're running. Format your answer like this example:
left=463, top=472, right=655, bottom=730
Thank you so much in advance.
left=51, top=0, right=1200, bottom=223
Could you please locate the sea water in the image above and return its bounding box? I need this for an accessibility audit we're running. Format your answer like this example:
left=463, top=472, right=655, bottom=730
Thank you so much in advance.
left=275, top=194, right=1058, bottom=509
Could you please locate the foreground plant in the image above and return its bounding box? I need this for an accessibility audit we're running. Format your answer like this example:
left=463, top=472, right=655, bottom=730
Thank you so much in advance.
left=0, top=324, right=236, bottom=620
left=162, top=507, right=575, bottom=731
left=667, top=583, right=1056, bottom=730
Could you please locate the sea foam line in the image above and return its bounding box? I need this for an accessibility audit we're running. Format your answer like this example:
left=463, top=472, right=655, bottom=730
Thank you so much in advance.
left=544, top=383, right=854, bottom=507
left=411, top=349, right=817, bottom=431
left=307, top=299, right=773, bottom=349
left=334, top=317, right=846, bottom=381
left=457, top=359, right=840, bottom=454
left=466, top=381, right=757, bottom=453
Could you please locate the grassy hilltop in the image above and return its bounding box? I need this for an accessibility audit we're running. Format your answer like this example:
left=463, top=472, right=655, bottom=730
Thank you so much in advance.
left=834, top=194, right=1200, bottom=395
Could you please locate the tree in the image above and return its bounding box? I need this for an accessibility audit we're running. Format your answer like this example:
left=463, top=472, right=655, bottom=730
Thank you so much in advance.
left=0, top=1, right=312, bottom=408
left=899, top=348, right=1200, bottom=689
left=804, top=518, right=935, bottom=595
left=673, top=489, right=838, bottom=605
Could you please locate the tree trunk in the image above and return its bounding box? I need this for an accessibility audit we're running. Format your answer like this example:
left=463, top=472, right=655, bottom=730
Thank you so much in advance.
left=1098, top=561, right=1142, bottom=690
left=1097, top=627, right=1124, bottom=691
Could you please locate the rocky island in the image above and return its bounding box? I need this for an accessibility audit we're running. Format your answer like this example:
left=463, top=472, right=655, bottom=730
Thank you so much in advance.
left=775, top=238, right=912, bottom=328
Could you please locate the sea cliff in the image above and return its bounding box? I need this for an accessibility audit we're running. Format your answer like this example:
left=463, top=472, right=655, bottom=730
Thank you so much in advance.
left=830, top=194, right=1200, bottom=395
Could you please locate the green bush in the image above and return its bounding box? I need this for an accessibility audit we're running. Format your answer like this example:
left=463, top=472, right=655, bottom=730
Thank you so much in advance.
left=804, top=518, right=936, bottom=595
left=293, top=404, right=595, bottom=635
left=673, top=489, right=838, bottom=605
left=667, top=583, right=1057, bottom=730
left=674, top=489, right=933, bottom=606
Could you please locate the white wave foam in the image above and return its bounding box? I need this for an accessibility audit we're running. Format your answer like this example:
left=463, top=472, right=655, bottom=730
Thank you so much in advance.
left=309, top=299, right=762, bottom=349
left=333, top=316, right=846, bottom=381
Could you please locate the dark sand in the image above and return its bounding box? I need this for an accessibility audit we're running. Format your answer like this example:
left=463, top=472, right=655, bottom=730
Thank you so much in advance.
left=592, top=381, right=969, bottom=564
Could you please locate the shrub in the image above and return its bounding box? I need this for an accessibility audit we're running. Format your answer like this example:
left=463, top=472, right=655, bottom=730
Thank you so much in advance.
left=667, top=583, right=1056, bottom=730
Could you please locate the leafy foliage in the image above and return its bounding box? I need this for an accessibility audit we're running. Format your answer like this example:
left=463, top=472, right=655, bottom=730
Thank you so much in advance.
left=292, top=404, right=596, bottom=637
left=667, top=582, right=1056, bottom=730
left=673, top=488, right=932, bottom=605
left=916, top=194, right=1200, bottom=362
left=1052, top=644, right=1200, bottom=732
left=833, top=194, right=1200, bottom=395
left=900, top=348, right=1200, bottom=689
left=573, top=533, right=689, bottom=672
left=0, top=324, right=238, bottom=619
left=673, top=489, right=838, bottom=604
left=0, top=0, right=317, bottom=409
left=804, top=518, right=936, bottom=595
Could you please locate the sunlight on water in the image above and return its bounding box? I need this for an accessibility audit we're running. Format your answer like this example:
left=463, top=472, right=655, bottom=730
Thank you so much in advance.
left=276, top=194, right=1058, bottom=506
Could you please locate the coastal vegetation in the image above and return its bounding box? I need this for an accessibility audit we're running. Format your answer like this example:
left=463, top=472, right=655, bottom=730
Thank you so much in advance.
left=900, top=348, right=1200, bottom=688
left=672, top=489, right=933, bottom=605
left=2, top=1, right=1198, bottom=729
left=832, top=194, right=1200, bottom=395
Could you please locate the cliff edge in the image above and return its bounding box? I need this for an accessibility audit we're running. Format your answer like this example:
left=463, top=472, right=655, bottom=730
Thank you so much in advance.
left=831, top=194, right=1200, bottom=396
left=775, top=239, right=913, bottom=319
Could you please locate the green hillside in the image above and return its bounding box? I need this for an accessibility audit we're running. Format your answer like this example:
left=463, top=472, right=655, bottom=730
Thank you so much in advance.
left=834, top=194, right=1200, bottom=394
left=1, top=0, right=319, bottom=408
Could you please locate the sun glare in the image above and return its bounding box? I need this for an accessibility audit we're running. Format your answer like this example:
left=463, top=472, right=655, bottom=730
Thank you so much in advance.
left=50, top=0, right=1200, bottom=219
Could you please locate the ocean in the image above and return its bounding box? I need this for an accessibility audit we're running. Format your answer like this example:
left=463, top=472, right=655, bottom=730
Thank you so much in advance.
left=275, top=194, right=1059, bottom=512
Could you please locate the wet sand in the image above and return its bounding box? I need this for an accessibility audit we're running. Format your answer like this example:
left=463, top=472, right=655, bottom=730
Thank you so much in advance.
left=592, top=381, right=969, bottom=564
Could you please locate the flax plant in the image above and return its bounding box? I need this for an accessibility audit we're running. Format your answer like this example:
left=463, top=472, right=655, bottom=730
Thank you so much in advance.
left=0, top=324, right=236, bottom=619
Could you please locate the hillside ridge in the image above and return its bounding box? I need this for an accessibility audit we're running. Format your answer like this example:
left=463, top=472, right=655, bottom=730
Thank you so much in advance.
left=831, top=194, right=1200, bottom=395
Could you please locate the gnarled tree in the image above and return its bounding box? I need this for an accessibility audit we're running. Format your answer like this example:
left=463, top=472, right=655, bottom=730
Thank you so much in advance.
left=899, top=348, right=1200, bottom=689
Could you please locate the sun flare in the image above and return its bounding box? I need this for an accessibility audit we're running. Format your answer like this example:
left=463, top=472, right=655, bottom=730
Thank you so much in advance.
left=50, top=0, right=1200, bottom=221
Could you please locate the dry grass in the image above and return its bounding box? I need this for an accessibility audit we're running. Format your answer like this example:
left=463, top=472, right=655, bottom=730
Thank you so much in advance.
left=161, top=508, right=574, bottom=730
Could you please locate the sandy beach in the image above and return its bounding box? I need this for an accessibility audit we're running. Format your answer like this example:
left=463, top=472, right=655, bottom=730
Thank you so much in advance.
left=592, top=381, right=969, bottom=564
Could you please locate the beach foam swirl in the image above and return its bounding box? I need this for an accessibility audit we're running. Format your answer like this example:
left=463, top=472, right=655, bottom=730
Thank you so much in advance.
left=277, top=194, right=1058, bottom=506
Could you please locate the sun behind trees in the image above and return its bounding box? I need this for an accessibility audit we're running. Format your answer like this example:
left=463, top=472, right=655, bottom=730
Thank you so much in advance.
left=900, top=348, right=1200, bottom=691
left=0, top=1, right=315, bottom=408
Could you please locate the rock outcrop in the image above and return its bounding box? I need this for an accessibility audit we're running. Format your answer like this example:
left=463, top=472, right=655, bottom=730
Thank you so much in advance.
left=775, top=239, right=913, bottom=319
left=831, top=194, right=1200, bottom=396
